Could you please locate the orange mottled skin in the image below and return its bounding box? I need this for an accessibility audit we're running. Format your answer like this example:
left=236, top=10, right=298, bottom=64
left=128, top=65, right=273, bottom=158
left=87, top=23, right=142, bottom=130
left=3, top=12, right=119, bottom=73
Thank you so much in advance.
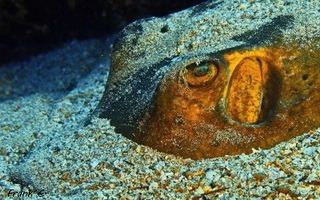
left=135, top=41, right=320, bottom=159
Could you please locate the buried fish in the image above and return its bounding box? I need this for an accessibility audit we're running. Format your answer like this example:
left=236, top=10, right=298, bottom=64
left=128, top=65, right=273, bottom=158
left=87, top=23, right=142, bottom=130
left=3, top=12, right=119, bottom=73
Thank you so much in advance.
left=92, top=1, right=320, bottom=159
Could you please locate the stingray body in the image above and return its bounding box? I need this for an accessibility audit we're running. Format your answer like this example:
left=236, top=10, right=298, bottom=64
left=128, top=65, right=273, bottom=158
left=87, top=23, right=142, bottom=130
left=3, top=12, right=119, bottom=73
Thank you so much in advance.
left=95, top=1, right=320, bottom=159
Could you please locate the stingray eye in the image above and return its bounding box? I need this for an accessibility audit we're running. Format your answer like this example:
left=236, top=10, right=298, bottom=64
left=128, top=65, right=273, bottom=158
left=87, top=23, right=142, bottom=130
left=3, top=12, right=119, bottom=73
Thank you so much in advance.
left=185, top=62, right=218, bottom=86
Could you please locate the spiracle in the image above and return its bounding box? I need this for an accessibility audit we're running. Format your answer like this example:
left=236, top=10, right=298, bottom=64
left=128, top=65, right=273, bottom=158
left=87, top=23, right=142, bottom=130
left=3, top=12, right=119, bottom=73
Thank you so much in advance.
left=224, top=57, right=276, bottom=125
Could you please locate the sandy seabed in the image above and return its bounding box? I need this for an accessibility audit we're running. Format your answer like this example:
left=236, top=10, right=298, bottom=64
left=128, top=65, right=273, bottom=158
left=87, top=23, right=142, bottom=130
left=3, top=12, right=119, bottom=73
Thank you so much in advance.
left=1, top=1, right=320, bottom=199
left=0, top=37, right=319, bottom=200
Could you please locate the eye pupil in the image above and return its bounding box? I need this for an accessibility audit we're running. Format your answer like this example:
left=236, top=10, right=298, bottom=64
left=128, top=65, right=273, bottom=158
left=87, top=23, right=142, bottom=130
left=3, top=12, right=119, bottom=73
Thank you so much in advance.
left=193, top=65, right=210, bottom=77
left=184, top=61, right=218, bottom=86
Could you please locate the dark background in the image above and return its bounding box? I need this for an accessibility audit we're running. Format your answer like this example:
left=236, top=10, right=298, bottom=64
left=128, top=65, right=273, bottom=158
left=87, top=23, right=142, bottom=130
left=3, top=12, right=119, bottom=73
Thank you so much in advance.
left=0, top=0, right=207, bottom=66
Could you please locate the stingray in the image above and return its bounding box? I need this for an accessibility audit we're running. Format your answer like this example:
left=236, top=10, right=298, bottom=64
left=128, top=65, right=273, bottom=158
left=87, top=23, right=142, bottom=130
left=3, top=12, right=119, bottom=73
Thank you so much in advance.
left=91, top=1, right=320, bottom=159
